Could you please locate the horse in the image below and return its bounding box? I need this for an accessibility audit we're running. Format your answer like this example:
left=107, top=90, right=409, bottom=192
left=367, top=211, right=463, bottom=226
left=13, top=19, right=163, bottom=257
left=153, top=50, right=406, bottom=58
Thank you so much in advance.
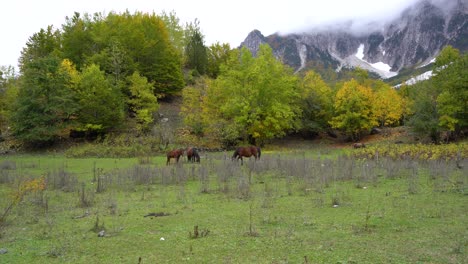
left=232, top=146, right=261, bottom=165
left=186, top=147, right=200, bottom=163
left=353, top=143, right=366, bottom=149
left=166, top=148, right=184, bottom=165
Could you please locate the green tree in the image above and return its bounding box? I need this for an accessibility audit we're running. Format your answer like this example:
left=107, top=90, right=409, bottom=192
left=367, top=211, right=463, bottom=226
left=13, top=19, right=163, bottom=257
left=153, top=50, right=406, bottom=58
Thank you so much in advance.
left=61, top=12, right=95, bottom=70
left=407, top=81, right=441, bottom=142
left=75, top=64, right=124, bottom=134
left=159, top=10, right=185, bottom=60
left=200, top=45, right=300, bottom=146
left=74, top=11, right=184, bottom=97
left=330, top=79, right=377, bottom=141
left=433, top=47, right=467, bottom=135
left=206, top=42, right=232, bottom=79
left=10, top=56, right=78, bottom=145
left=0, top=66, right=19, bottom=133
left=180, top=78, right=207, bottom=137
left=19, top=26, right=61, bottom=71
left=185, top=21, right=208, bottom=76
left=434, top=45, right=460, bottom=69
left=298, top=70, right=333, bottom=136
left=127, top=72, right=159, bottom=133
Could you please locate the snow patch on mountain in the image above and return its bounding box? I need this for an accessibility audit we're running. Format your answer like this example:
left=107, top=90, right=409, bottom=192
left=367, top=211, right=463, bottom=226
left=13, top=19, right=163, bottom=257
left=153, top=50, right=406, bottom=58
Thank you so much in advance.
left=394, top=70, right=434, bottom=88
left=352, top=44, right=398, bottom=78
left=356, top=44, right=365, bottom=60
left=295, top=43, right=308, bottom=73
left=418, top=58, right=436, bottom=68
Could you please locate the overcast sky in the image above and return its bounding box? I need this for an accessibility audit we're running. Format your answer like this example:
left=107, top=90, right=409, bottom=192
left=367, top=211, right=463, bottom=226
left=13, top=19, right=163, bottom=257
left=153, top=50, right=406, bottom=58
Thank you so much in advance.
left=1, top=0, right=423, bottom=70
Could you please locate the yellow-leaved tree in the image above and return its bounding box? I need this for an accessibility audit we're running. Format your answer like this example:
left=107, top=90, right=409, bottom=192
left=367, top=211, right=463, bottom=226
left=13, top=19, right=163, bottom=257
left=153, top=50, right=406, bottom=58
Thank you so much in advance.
left=330, top=79, right=377, bottom=141
left=373, top=81, right=404, bottom=127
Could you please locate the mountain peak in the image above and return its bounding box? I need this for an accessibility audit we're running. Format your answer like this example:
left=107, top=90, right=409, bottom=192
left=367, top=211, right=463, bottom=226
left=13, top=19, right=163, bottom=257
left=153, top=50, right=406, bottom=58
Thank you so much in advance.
left=240, top=30, right=266, bottom=56
left=240, top=0, right=467, bottom=79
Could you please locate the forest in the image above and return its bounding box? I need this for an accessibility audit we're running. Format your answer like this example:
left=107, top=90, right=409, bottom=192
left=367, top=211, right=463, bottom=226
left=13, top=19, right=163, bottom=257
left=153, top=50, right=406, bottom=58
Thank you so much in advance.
left=0, top=10, right=466, bottom=151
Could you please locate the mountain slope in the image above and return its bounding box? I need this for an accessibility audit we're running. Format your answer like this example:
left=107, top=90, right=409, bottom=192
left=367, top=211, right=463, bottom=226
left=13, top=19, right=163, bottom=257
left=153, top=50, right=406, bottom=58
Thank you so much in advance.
left=240, top=0, right=467, bottom=79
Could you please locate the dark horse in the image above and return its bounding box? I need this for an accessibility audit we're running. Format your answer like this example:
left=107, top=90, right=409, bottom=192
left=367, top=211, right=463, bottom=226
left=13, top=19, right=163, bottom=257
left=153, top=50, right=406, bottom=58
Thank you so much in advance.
left=186, top=147, right=200, bottom=163
left=166, top=148, right=184, bottom=165
left=232, top=146, right=261, bottom=165
left=353, top=143, right=366, bottom=149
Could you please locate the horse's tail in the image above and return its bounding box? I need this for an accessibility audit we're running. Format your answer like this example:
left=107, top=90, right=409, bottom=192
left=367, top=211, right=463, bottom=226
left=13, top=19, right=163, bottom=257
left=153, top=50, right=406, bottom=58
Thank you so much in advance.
left=257, top=147, right=261, bottom=159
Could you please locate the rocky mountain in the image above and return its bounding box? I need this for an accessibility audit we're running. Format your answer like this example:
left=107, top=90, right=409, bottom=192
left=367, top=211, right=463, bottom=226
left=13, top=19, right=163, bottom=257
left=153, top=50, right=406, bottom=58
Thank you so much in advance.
left=240, top=0, right=467, bottom=79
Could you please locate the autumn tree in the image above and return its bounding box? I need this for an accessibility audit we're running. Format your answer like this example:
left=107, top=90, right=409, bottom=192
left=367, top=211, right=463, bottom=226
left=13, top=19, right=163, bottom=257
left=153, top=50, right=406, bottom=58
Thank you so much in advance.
left=372, top=81, right=404, bottom=127
left=330, top=79, right=377, bottom=141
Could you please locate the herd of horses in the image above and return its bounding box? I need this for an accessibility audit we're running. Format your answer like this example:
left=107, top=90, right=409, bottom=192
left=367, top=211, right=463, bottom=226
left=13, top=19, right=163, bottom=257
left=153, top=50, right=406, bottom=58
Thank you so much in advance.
left=168, top=143, right=364, bottom=165
left=166, top=146, right=261, bottom=165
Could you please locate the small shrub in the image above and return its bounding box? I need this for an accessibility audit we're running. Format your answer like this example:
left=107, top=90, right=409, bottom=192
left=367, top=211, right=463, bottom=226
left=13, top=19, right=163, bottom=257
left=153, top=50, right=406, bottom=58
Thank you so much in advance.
left=0, top=160, right=16, bottom=170
left=189, top=225, right=210, bottom=239
left=78, top=183, right=94, bottom=208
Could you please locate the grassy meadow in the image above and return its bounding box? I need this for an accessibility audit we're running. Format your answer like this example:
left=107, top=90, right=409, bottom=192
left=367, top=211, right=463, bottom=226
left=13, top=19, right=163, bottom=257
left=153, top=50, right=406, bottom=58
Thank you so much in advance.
left=0, top=145, right=467, bottom=263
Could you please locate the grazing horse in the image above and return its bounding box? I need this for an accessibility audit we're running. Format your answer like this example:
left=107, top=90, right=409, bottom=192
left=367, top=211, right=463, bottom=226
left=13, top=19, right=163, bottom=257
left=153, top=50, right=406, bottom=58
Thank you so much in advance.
left=186, top=147, right=200, bottom=163
left=232, top=146, right=261, bottom=165
left=353, top=143, right=366, bottom=149
left=166, top=148, right=184, bottom=165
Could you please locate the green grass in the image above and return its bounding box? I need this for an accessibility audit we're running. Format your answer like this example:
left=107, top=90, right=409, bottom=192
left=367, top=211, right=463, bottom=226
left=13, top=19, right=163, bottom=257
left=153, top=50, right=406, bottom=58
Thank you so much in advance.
left=0, top=151, right=466, bottom=263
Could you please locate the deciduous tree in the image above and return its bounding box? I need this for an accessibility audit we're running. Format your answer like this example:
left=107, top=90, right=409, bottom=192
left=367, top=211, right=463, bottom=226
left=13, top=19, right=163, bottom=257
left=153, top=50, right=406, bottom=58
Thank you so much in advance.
left=330, top=79, right=377, bottom=141
left=433, top=47, right=467, bottom=135
left=75, top=64, right=124, bottom=134
left=10, top=56, right=78, bottom=145
left=199, top=45, right=300, bottom=146
left=298, top=70, right=333, bottom=136
left=373, top=82, right=404, bottom=127
left=127, top=72, right=159, bottom=133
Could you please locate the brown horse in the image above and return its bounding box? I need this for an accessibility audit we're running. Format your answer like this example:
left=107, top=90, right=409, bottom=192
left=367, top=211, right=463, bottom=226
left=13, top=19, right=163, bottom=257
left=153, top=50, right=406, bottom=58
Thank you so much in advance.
left=353, top=143, right=366, bottom=149
left=232, top=146, right=261, bottom=165
left=186, top=147, right=200, bottom=163
left=166, top=148, right=184, bottom=165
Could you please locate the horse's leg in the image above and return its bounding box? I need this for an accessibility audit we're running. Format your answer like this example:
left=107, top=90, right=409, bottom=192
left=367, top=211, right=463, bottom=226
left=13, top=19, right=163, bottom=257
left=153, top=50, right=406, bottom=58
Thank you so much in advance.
left=166, top=157, right=170, bottom=165
left=240, top=157, right=243, bottom=165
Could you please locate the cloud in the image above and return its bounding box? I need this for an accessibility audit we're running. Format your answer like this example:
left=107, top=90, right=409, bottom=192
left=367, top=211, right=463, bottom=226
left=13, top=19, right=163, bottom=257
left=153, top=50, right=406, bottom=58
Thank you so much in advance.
left=2, top=0, right=456, bottom=69
left=276, top=0, right=424, bottom=35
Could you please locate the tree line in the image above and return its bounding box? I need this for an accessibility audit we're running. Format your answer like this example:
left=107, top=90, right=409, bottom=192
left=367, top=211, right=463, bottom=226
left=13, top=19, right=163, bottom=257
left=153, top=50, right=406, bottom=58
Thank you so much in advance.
left=181, top=45, right=466, bottom=146
left=0, top=10, right=466, bottom=148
